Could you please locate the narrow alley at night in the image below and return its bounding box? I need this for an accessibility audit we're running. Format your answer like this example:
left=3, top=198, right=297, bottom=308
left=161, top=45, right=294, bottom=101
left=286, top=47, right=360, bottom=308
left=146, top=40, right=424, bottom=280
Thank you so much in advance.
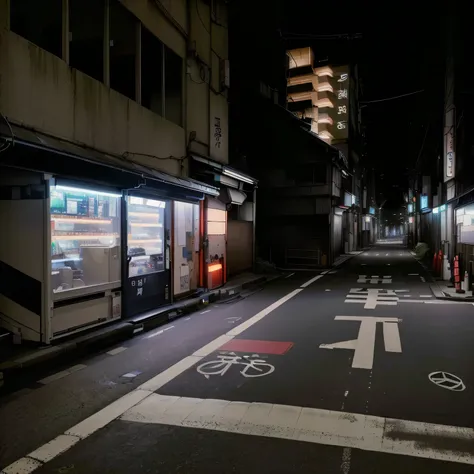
left=1, top=0, right=473, bottom=473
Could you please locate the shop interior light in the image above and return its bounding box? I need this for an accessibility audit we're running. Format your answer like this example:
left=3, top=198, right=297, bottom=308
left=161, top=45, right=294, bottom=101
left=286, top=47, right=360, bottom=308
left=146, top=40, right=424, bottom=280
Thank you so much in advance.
left=208, top=263, right=222, bottom=273
left=222, top=168, right=254, bottom=185
left=51, top=217, right=112, bottom=224
left=55, top=185, right=122, bottom=198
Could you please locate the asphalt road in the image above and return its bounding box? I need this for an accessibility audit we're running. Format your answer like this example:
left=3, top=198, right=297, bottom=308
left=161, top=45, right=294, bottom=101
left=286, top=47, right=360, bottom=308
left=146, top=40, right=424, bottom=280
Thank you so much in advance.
left=2, top=241, right=474, bottom=473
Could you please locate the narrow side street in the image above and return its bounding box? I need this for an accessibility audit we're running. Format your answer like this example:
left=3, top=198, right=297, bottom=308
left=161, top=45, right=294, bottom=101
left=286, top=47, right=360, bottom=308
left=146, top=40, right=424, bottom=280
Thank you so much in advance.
left=2, top=242, right=474, bottom=473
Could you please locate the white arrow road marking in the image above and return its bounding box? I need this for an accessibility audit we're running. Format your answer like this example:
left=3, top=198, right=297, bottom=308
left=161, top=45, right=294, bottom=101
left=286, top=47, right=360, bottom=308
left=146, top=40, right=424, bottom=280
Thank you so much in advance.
left=320, top=316, right=401, bottom=369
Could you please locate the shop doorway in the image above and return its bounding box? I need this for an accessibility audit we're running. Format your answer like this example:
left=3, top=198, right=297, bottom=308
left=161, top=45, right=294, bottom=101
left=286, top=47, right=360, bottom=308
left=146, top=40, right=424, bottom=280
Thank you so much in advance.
left=173, top=201, right=200, bottom=296
left=124, top=195, right=171, bottom=317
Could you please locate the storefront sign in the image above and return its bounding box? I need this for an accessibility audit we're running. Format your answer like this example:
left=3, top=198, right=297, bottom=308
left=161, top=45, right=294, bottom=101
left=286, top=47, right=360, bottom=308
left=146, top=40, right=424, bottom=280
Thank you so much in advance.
left=420, top=195, right=429, bottom=210
left=444, top=109, right=455, bottom=181
left=214, top=117, right=222, bottom=149
left=331, top=66, right=350, bottom=141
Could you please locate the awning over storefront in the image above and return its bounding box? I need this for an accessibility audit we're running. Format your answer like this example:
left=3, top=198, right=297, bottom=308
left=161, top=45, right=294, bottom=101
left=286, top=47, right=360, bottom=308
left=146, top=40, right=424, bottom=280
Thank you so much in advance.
left=0, top=123, right=219, bottom=201
left=191, top=155, right=258, bottom=187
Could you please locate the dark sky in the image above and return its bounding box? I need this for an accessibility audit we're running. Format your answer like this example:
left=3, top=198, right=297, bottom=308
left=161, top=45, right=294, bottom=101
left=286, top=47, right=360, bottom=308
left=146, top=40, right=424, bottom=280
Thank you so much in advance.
left=278, top=2, right=445, bottom=208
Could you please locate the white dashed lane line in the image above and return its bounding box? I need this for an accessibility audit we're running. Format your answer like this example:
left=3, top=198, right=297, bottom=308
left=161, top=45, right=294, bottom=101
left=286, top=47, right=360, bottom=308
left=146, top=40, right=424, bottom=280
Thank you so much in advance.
left=39, top=364, right=87, bottom=385
left=106, top=347, right=127, bottom=356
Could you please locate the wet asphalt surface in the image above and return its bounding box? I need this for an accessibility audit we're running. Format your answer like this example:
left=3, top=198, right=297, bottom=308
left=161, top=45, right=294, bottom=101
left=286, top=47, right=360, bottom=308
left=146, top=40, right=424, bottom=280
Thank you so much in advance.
left=2, top=242, right=474, bottom=473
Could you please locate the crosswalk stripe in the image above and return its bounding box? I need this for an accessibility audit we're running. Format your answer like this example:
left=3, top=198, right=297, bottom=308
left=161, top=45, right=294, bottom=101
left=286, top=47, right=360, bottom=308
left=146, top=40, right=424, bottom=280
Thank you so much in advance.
left=121, top=394, right=474, bottom=465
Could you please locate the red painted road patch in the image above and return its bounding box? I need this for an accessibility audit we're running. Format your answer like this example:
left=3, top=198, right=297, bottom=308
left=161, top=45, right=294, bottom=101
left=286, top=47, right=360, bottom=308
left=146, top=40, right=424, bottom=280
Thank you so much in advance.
left=220, top=339, right=294, bottom=355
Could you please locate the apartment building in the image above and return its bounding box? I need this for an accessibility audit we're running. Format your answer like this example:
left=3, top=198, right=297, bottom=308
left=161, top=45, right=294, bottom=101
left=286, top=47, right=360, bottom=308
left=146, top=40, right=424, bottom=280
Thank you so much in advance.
left=286, top=46, right=364, bottom=256
left=0, top=0, right=255, bottom=344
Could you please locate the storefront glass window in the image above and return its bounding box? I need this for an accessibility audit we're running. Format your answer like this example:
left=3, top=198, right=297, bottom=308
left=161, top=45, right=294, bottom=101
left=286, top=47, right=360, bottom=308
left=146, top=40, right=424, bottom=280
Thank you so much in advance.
left=50, top=185, right=121, bottom=294
left=127, top=197, right=166, bottom=277
left=174, top=202, right=199, bottom=295
left=207, top=208, right=226, bottom=235
left=457, top=204, right=474, bottom=244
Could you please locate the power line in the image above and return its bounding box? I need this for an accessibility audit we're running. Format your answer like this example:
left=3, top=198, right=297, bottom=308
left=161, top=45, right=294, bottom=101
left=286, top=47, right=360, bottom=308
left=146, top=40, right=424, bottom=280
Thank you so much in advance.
left=360, top=89, right=424, bottom=105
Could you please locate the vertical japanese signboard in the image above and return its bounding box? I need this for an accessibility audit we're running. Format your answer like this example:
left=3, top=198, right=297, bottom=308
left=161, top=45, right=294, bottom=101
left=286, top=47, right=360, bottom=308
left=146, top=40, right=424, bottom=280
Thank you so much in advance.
left=331, top=66, right=350, bottom=141
left=444, top=109, right=455, bottom=181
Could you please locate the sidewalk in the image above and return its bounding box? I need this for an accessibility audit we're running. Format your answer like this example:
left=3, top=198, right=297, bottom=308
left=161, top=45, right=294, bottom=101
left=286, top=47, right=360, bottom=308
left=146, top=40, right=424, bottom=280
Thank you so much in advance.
left=410, top=251, right=474, bottom=302
left=430, top=281, right=474, bottom=302
left=333, top=250, right=365, bottom=267
left=0, top=271, right=281, bottom=388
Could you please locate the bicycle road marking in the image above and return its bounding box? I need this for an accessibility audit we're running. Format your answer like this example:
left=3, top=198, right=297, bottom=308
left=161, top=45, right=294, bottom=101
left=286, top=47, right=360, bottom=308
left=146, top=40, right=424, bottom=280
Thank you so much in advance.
left=197, top=353, right=275, bottom=379
left=2, top=283, right=312, bottom=473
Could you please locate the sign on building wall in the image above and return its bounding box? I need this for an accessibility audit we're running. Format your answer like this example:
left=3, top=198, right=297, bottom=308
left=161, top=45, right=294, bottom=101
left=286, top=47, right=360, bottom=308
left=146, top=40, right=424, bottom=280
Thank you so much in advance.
left=331, top=66, right=350, bottom=141
left=444, top=109, right=455, bottom=182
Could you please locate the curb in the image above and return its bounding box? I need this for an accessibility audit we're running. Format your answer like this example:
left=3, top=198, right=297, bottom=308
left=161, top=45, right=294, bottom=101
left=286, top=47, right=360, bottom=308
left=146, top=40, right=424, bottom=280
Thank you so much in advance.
left=0, top=274, right=279, bottom=389
left=429, top=283, right=474, bottom=302
left=0, top=322, right=134, bottom=389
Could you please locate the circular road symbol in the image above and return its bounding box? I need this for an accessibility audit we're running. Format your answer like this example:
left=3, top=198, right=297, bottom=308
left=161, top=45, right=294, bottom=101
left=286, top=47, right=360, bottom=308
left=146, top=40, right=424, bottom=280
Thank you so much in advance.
left=428, top=371, right=466, bottom=392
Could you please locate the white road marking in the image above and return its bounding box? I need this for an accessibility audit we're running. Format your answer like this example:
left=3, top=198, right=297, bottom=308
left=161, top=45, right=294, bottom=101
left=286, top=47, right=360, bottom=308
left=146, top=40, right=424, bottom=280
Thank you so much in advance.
left=385, top=253, right=389, bottom=256
left=27, top=435, right=80, bottom=464
left=146, top=329, right=164, bottom=338
left=300, top=275, right=323, bottom=288
left=341, top=447, right=352, bottom=474
left=408, top=273, right=419, bottom=276
left=403, top=295, right=412, bottom=298
left=320, top=316, right=401, bottom=370
left=39, top=364, right=87, bottom=385
left=420, top=295, right=432, bottom=298
left=383, top=322, right=402, bottom=352
left=376, top=253, right=380, bottom=256
left=325, top=289, right=331, bottom=292
left=121, top=394, right=474, bottom=465
left=1, top=280, right=317, bottom=473
left=107, top=347, right=127, bottom=356
left=420, top=276, right=426, bottom=282
left=399, top=299, right=424, bottom=304
left=285, top=272, right=295, bottom=279
left=200, top=310, right=211, bottom=314
left=394, top=290, right=409, bottom=293
left=228, top=289, right=303, bottom=336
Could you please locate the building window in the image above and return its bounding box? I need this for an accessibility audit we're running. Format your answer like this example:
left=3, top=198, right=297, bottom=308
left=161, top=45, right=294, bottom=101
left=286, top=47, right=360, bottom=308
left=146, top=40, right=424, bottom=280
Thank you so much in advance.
left=141, top=26, right=163, bottom=115
left=69, top=0, right=104, bottom=82
left=10, top=0, right=62, bottom=58
left=110, top=0, right=137, bottom=101
left=164, top=46, right=183, bottom=126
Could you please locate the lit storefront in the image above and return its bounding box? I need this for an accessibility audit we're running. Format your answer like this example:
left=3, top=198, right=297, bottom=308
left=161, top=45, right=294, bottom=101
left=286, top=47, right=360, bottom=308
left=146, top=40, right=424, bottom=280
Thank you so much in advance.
left=0, top=127, right=219, bottom=343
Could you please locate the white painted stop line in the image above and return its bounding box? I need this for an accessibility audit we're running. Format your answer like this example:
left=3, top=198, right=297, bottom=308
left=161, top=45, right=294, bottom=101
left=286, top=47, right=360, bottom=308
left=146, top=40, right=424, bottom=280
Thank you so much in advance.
left=121, top=394, right=474, bottom=465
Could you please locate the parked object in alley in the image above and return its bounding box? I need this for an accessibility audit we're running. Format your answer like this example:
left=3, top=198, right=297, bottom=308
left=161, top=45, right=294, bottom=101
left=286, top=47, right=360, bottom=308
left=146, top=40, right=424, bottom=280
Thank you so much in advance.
left=414, top=242, right=429, bottom=260
left=453, top=255, right=464, bottom=293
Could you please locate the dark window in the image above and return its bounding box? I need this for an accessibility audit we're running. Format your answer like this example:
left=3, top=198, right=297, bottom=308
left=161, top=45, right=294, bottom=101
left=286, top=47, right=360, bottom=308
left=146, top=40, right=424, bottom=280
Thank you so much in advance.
left=291, top=163, right=327, bottom=185
left=141, top=26, right=163, bottom=115
left=164, top=46, right=183, bottom=126
left=110, top=0, right=137, bottom=100
left=69, top=0, right=104, bottom=82
left=10, top=0, right=62, bottom=58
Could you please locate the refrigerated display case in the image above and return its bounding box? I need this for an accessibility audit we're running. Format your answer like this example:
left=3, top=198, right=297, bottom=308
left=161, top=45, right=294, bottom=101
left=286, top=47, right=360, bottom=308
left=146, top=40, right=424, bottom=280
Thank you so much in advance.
left=49, top=184, right=122, bottom=337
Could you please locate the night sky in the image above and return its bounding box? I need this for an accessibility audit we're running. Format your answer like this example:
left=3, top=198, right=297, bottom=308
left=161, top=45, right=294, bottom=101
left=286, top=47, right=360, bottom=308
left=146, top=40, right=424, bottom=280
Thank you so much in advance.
left=237, top=1, right=445, bottom=210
